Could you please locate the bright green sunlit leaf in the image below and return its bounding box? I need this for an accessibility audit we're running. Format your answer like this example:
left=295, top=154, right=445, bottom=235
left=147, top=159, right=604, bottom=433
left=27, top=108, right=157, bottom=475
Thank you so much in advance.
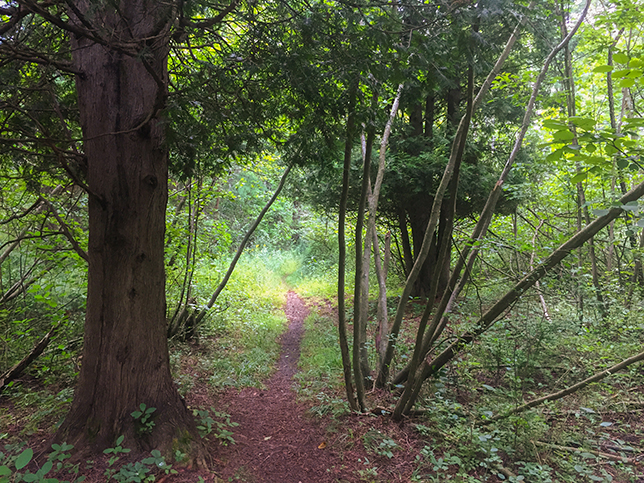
left=613, top=52, right=630, bottom=64
left=593, top=65, right=613, bottom=73
left=570, top=172, right=587, bottom=184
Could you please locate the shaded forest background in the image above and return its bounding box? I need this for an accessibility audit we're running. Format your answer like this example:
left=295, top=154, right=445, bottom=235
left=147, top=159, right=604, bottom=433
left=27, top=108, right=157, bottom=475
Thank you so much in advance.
left=3, top=0, right=644, bottom=481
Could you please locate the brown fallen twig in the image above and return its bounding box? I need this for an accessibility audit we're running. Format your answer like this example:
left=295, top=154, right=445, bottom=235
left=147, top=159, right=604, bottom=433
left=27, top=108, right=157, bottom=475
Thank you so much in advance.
left=481, top=349, right=644, bottom=424
left=534, top=441, right=640, bottom=464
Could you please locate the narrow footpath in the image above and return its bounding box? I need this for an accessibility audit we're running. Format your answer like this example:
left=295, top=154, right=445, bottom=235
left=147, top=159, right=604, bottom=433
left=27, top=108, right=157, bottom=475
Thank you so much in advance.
left=213, top=291, right=343, bottom=482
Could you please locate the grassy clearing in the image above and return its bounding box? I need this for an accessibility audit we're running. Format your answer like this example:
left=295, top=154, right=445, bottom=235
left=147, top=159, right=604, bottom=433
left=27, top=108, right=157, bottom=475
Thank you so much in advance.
left=171, top=251, right=291, bottom=391
left=295, top=311, right=349, bottom=417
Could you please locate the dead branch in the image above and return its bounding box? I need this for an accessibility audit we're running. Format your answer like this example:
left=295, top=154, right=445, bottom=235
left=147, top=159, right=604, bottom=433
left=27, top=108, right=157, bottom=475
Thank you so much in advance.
left=41, top=198, right=89, bottom=262
left=482, top=348, right=644, bottom=423
left=0, top=321, right=61, bottom=392
left=533, top=441, right=638, bottom=464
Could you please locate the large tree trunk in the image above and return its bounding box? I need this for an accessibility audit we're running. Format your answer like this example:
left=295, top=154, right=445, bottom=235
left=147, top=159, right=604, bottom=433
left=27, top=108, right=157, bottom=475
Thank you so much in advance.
left=56, top=1, right=202, bottom=458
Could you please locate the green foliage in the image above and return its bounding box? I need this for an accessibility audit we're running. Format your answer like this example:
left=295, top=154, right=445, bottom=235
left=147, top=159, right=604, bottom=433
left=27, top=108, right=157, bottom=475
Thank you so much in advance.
left=295, top=312, right=346, bottom=414
left=362, top=429, right=400, bottom=459
left=130, top=404, right=156, bottom=435
left=191, top=407, right=238, bottom=445
left=102, top=437, right=178, bottom=483
left=0, top=442, right=84, bottom=483
left=103, top=435, right=131, bottom=470
left=168, top=252, right=288, bottom=389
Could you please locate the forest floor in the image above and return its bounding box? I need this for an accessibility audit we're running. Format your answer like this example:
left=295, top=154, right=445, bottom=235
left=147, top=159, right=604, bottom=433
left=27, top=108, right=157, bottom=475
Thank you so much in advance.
left=208, top=291, right=360, bottom=482
left=0, top=291, right=424, bottom=482
left=5, top=292, right=643, bottom=481
left=204, top=291, right=421, bottom=482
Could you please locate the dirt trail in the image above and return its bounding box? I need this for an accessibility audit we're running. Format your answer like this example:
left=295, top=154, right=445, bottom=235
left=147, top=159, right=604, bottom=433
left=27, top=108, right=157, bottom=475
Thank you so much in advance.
left=213, top=291, right=343, bottom=482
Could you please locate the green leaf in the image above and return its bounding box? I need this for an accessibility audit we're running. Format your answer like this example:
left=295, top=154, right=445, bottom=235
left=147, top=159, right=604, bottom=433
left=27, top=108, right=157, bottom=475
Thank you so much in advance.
left=636, top=219, right=644, bottom=228
left=571, top=172, right=587, bottom=184
left=593, top=65, right=613, bottom=73
left=588, top=166, right=602, bottom=175
left=622, top=201, right=639, bottom=211
left=619, top=78, right=635, bottom=88
left=546, top=150, right=563, bottom=162
left=0, top=467, right=10, bottom=477
left=617, top=158, right=630, bottom=169
left=587, top=156, right=605, bottom=166
left=40, top=460, right=53, bottom=475
left=569, top=117, right=596, bottom=129
left=613, top=52, right=630, bottom=64
left=593, top=209, right=610, bottom=217
left=612, top=68, right=631, bottom=78
left=622, top=139, right=636, bottom=148
left=542, top=119, right=567, bottom=130
left=116, top=435, right=125, bottom=446
left=553, top=130, right=575, bottom=141
left=15, top=448, right=33, bottom=470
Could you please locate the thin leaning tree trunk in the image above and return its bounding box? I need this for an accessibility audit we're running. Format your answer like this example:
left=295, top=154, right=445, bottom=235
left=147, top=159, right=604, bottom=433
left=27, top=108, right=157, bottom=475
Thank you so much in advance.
left=193, top=163, right=293, bottom=327
left=394, top=63, right=473, bottom=419
left=0, top=321, right=61, bottom=392
left=374, top=230, right=390, bottom=365
left=409, top=180, right=644, bottom=408
left=353, top=84, right=403, bottom=408
left=354, top=93, right=379, bottom=396
left=338, top=81, right=359, bottom=412
left=379, top=1, right=537, bottom=389
left=392, top=0, right=589, bottom=387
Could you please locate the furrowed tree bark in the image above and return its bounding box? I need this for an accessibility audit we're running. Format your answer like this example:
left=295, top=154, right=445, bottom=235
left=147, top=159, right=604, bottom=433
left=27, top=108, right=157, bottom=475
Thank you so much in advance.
left=55, top=1, right=204, bottom=458
left=409, top=180, right=644, bottom=408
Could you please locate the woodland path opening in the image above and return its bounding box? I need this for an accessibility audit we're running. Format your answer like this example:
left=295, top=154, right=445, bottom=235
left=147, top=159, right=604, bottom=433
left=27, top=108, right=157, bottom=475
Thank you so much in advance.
left=213, top=291, right=343, bottom=482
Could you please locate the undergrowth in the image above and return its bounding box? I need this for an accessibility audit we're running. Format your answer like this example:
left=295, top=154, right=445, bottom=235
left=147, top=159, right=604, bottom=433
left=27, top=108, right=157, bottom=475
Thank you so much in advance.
left=293, top=286, right=644, bottom=482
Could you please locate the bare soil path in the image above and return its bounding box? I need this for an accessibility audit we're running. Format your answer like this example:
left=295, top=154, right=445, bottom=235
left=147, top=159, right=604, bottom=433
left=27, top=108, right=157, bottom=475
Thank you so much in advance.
left=212, top=291, right=346, bottom=482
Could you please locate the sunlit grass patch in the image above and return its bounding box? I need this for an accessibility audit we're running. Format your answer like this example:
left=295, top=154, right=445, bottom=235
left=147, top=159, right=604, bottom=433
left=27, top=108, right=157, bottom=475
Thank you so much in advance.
left=189, top=254, right=288, bottom=389
left=295, top=311, right=348, bottom=417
